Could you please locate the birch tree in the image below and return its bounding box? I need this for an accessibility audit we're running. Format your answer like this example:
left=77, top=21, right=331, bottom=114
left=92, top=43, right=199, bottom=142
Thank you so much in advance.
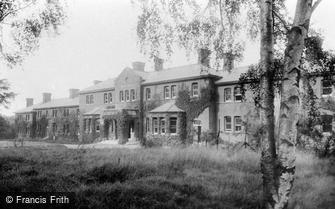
left=135, top=0, right=324, bottom=208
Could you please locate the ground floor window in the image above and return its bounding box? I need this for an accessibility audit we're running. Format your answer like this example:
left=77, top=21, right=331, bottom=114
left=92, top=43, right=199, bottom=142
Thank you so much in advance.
left=160, top=118, right=166, bottom=134
left=224, top=116, right=232, bottom=131
left=234, top=116, right=242, bottom=132
left=153, top=117, right=158, bottom=134
left=146, top=118, right=150, bottom=133
left=52, top=123, right=57, bottom=133
left=169, top=117, right=177, bottom=134
left=96, top=119, right=100, bottom=132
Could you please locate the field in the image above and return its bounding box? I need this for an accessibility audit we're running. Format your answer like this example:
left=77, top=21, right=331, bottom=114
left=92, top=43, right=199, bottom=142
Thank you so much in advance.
left=0, top=146, right=334, bottom=209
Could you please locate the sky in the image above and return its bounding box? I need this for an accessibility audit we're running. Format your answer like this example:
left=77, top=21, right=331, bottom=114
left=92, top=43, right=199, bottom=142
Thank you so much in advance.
left=1, top=0, right=334, bottom=116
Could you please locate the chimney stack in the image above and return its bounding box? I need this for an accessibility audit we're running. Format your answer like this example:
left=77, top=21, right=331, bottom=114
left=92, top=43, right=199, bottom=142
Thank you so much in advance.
left=223, top=52, right=234, bottom=72
left=132, top=61, right=145, bottom=72
left=198, top=48, right=211, bottom=67
left=42, top=93, right=51, bottom=103
left=93, top=80, right=102, bottom=85
left=26, top=98, right=33, bottom=107
left=69, top=89, right=80, bottom=99
left=154, top=56, right=164, bottom=71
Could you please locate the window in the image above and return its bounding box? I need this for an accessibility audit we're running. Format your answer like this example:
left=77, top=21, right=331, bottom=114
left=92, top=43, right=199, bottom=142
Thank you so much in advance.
left=153, top=117, right=158, bottom=134
left=191, top=82, right=199, bottom=97
left=224, top=116, right=232, bottom=131
left=89, top=95, right=94, bottom=104
left=160, top=118, right=166, bottom=134
left=322, top=79, right=332, bottom=96
left=108, top=92, right=113, bottom=103
left=224, top=88, right=232, bottom=102
left=125, top=90, right=130, bottom=101
left=130, top=89, right=135, bottom=101
left=52, top=123, right=57, bottom=133
left=169, top=117, right=177, bottom=134
left=146, top=118, right=150, bottom=133
left=86, top=95, right=89, bottom=104
left=25, top=114, right=30, bottom=121
left=104, top=93, right=108, bottom=104
left=37, top=111, right=42, bottom=118
left=234, top=87, right=242, bottom=102
left=46, top=110, right=48, bottom=117
left=234, top=116, right=242, bottom=132
left=164, top=86, right=170, bottom=99
left=321, top=115, right=333, bottom=132
left=120, top=91, right=124, bottom=102
left=146, top=88, right=151, bottom=100
left=96, top=119, right=100, bottom=132
left=63, top=109, right=69, bottom=117
left=52, top=109, right=57, bottom=117
left=171, top=85, right=177, bottom=99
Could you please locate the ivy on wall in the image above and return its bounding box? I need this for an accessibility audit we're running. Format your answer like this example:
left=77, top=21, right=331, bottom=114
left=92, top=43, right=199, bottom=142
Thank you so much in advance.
left=36, top=115, right=49, bottom=138
left=175, top=86, right=216, bottom=143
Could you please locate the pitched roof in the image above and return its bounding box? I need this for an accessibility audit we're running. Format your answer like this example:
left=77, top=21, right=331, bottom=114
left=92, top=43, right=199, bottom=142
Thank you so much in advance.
left=15, top=103, right=42, bottom=114
left=150, top=101, right=185, bottom=113
left=215, top=66, right=249, bottom=85
left=34, top=97, right=79, bottom=109
left=80, top=78, right=116, bottom=94
left=143, top=64, right=221, bottom=85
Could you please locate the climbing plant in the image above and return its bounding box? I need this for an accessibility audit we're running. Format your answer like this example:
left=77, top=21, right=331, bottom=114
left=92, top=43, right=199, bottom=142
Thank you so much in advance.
left=175, top=86, right=216, bottom=143
left=103, top=110, right=133, bottom=144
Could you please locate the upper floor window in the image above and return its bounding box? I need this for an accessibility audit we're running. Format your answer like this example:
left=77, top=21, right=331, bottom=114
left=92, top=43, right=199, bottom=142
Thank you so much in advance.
left=46, top=110, right=48, bottom=117
left=63, top=109, right=69, bottom=117
left=37, top=111, right=42, bottom=118
left=25, top=114, right=30, bottom=121
left=191, top=82, right=199, bottom=97
left=108, top=92, right=113, bottom=103
left=52, top=109, right=57, bottom=117
left=224, top=88, right=232, bottom=102
left=119, top=91, right=124, bottom=102
left=224, top=116, right=232, bottom=131
left=171, top=85, right=177, bottom=99
left=234, top=87, right=242, bottom=102
left=321, top=115, right=333, bottom=132
left=322, top=79, right=332, bottom=96
left=86, top=94, right=94, bottom=104
left=125, top=90, right=130, bottom=101
left=130, top=89, right=135, bottom=101
left=164, top=86, right=170, bottom=99
left=104, top=93, right=108, bottom=104
left=146, top=88, right=151, bottom=100
left=90, top=95, right=94, bottom=104
left=234, top=116, right=242, bottom=132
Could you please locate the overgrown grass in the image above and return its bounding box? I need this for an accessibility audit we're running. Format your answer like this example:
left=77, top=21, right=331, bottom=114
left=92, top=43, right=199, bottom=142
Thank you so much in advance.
left=0, top=146, right=334, bottom=209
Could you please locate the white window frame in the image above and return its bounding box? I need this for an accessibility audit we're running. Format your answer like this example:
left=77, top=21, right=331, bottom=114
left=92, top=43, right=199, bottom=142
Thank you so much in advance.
left=153, top=117, right=159, bottom=134
left=234, top=116, right=242, bottom=132
left=120, top=91, right=124, bottom=102
left=224, top=116, right=232, bottom=131
left=146, top=88, right=151, bottom=100
left=130, top=89, right=135, bottom=101
left=171, top=85, right=177, bottom=99
left=108, top=92, right=113, bottom=103
left=224, top=88, right=232, bottom=102
left=191, top=82, right=199, bottom=97
left=322, top=79, right=333, bottom=96
left=160, top=117, right=166, bottom=134
left=169, top=117, right=177, bottom=134
left=125, top=90, right=130, bottom=101
left=234, top=87, right=242, bottom=102
left=164, top=86, right=170, bottom=99
left=104, top=93, right=108, bottom=104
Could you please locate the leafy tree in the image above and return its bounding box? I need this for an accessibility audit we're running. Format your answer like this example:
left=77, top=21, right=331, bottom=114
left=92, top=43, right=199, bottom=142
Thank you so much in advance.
left=0, top=114, right=15, bottom=139
left=0, top=0, right=66, bottom=106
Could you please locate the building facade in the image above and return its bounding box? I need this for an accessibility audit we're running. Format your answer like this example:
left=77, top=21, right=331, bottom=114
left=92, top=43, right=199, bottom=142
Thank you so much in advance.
left=15, top=54, right=335, bottom=144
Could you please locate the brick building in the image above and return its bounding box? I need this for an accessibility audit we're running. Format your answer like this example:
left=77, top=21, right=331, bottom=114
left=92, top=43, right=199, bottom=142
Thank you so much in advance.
left=15, top=52, right=335, bottom=144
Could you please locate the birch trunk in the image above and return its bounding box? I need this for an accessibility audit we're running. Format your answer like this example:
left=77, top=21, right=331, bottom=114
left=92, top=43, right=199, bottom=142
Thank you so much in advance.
left=275, top=0, right=320, bottom=208
left=259, top=0, right=277, bottom=208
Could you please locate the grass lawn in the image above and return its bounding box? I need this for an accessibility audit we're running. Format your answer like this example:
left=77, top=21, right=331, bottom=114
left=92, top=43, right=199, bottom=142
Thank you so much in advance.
left=0, top=146, right=334, bottom=209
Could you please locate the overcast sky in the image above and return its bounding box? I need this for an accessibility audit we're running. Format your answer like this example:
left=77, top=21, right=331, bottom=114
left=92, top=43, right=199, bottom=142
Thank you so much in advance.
left=1, top=0, right=334, bottom=116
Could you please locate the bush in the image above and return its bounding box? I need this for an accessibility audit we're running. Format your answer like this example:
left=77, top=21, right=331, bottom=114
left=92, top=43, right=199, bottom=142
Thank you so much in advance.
left=145, top=135, right=182, bottom=147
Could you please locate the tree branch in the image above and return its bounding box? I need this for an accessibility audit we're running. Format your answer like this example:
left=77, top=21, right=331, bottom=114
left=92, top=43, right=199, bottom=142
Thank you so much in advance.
left=272, top=10, right=289, bottom=32
left=312, top=0, right=322, bottom=13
